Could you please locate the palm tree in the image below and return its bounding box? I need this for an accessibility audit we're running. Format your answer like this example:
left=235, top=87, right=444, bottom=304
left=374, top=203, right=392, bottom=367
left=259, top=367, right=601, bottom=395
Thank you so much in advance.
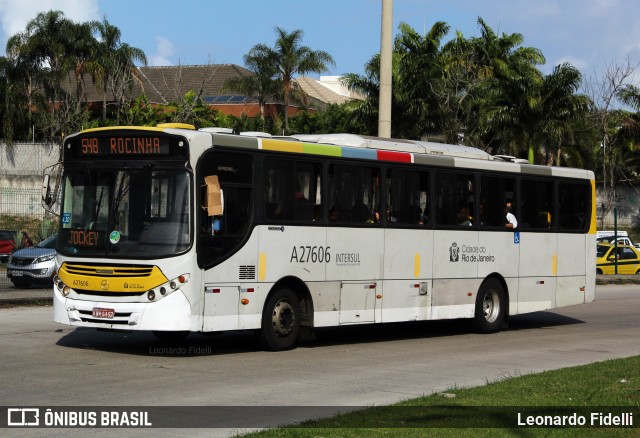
left=393, top=21, right=450, bottom=139
left=342, top=21, right=451, bottom=139
left=250, top=27, right=334, bottom=133
left=4, top=33, right=37, bottom=143
left=0, top=55, right=30, bottom=146
left=341, top=55, right=381, bottom=135
left=223, top=50, right=281, bottom=130
left=6, top=10, right=76, bottom=140
left=467, top=18, right=546, bottom=159
left=93, top=19, right=147, bottom=121
left=68, top=21, right=99, bottom=113
left=538, top=64, right=590, bottom=165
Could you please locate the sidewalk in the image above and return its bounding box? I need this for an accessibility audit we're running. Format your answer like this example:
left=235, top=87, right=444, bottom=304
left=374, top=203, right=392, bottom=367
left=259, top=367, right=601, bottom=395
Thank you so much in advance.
left=0, top=285, right=52, bottom=306
left=596, top=274, right=640, bottom=285
left=0, top=275, right=638, bottom=306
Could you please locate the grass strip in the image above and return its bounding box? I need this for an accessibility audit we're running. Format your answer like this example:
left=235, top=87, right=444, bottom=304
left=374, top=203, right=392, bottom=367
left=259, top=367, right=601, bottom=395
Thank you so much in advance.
left=240, top=355, right=640, bottom=437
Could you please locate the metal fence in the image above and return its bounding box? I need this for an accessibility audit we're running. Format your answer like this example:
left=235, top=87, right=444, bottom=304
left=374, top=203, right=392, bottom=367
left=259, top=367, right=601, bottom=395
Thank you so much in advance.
left=0, top=142, right=59, bottom=288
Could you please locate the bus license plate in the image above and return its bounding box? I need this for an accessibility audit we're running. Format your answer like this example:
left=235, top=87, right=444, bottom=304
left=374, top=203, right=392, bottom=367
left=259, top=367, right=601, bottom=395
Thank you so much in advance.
left=92, top=308, right=115, bottom=319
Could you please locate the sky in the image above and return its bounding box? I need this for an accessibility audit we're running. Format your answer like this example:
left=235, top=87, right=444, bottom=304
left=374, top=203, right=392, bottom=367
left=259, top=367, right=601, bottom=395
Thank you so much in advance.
left=0, top=0, right=638, bottom=83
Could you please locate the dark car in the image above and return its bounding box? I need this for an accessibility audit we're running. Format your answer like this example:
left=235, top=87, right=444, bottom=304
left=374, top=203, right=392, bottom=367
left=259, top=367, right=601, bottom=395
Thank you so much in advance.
left=0, top=230, right=17, bottom=263
left=7, top=234, right=57, bottom=288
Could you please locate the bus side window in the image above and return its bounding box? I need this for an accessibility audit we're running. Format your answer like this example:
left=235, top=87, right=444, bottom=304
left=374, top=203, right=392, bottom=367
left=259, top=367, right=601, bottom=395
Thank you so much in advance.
left=329, top=164, right=379, bottom=224
left=520, top=179, right=553, bottom=230
left=558, top=182, right=589, bottom=231
left=387, top=168, right=429, bottom=226
left=264, top=158, right=321, bottom=223
left=435, top=172, right=474, bottom=227
left=479, top=175, right=515, bottom=229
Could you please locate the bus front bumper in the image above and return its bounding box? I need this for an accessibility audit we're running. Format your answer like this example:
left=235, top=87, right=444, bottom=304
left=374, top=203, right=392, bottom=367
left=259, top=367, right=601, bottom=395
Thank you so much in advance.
left=53, top=289, right=192, bottom=331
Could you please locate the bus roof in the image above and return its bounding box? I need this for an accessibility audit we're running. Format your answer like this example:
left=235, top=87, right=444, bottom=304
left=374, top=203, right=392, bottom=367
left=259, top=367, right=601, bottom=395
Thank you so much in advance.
left=290, top=133, right=492, bottom=160
left=69, top=126, right=592, bottom=180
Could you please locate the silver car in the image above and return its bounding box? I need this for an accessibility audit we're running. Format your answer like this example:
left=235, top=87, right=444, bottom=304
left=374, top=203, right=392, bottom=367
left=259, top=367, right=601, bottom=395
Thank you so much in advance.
left=7, top=234, right=57, bottom=288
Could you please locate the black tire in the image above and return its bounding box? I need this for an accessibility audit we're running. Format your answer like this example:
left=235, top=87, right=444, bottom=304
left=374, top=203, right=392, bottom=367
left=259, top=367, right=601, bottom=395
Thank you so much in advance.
left=474, top=278, right=505, bottom=334
left=153, top=331, right=189, bottom=343
left=261, top=288, right=300, bottom=351
left=596, top=268, right=603, bottom=275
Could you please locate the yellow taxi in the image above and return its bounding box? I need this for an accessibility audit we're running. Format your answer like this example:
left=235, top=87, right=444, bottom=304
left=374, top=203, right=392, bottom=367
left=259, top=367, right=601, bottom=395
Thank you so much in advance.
left=596, top=242, right=640, bottom=274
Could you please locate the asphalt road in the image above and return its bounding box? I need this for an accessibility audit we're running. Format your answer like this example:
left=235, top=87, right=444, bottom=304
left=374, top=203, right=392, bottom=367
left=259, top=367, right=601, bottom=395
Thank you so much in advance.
left=0, top=284, right=639, bottom=436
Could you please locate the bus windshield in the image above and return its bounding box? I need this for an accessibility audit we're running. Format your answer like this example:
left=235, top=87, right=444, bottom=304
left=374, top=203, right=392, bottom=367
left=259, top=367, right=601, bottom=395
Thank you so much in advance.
left=57, top=165, right=191, bottom=258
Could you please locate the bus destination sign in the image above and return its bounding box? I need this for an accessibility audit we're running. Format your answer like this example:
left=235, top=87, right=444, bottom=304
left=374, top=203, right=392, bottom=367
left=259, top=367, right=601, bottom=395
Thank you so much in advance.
left=77, top=135, right=171, bottom=156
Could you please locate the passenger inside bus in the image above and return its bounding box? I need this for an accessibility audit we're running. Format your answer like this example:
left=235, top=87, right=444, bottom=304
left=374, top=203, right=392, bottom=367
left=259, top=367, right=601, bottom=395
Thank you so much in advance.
left=457, top=206, right=472, bottom=226
left=504, top=203, right=518, bottom=229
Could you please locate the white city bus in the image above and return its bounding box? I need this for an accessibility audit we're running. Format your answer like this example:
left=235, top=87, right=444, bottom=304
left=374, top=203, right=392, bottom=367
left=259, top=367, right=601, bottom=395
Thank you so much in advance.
left=46, top=124, right=596, bottom=350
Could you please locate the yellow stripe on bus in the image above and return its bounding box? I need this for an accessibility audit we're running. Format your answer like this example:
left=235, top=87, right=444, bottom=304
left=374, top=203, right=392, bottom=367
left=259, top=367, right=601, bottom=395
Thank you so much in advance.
left=414, top=253, right=421, bottom=278
left=259, top=252, right=267, bottom=281
left=588, top=179, right=597, bottom=234
left=58, top=263, right=168, bottom=293
left=261, top=139, right=304, bottom=153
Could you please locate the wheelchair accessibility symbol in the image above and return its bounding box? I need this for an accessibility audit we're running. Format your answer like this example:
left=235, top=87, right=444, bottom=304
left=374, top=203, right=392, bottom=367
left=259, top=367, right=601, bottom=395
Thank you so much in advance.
left=514, top=231, right=520, bottom=244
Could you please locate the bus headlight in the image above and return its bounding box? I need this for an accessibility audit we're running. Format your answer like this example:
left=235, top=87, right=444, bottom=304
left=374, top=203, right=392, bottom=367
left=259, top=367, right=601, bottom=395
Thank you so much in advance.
left=147, top=290, right=156, bottom=301
left=62, top=286, right=70, bottom=297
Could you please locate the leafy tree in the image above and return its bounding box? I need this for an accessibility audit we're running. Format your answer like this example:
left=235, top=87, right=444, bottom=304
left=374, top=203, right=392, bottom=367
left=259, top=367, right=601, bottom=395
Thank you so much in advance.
left=0, top=55, right=30, bottom=147
left=168, top=90, right=220, bottom=128
left=584, top=58, right=640, bottom=219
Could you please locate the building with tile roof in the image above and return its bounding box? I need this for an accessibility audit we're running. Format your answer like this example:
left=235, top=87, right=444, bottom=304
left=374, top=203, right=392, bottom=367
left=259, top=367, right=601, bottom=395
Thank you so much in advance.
left=60, top=64, right=362, bottom=119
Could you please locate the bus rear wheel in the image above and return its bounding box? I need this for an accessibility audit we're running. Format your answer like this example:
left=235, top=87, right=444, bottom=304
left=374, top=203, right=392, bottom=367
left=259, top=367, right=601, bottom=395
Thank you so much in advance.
left=261, top=288, right=300, bottom=351
left=474, top=278, right=505, bottom=334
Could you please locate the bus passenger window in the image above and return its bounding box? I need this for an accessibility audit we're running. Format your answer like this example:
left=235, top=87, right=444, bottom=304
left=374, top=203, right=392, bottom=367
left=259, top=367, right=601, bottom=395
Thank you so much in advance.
left=435, top=172, right=474, bottom=227
left=520, top=179, right=553, bottom=230
left=329, top=164, right=380, bottom=224
left=479, top=176, right=516, bottom=229
left=264, top=158, right=321, bottom=223
left=558, top=182, right=590, bottom=231
left=386, top=168, right=429, bottom=226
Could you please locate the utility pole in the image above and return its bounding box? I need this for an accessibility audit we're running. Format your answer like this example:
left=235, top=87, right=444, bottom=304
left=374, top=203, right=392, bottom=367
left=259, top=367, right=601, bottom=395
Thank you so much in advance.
left=378, top=0, right=393, bottom=138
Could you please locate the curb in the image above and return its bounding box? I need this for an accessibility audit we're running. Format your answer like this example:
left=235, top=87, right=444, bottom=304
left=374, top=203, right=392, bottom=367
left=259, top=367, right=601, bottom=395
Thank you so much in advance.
left=596, top=275, right=640, bottom=285
left=0, top=297, right=52, bottom=307
left=0, top=287, right=53, bottom=306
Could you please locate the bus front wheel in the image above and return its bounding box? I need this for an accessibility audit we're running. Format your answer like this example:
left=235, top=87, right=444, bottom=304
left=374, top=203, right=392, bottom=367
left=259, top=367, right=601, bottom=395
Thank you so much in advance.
left=261, top=288, right=300, bottom=351
left=474, top=278, right=505, bottom=334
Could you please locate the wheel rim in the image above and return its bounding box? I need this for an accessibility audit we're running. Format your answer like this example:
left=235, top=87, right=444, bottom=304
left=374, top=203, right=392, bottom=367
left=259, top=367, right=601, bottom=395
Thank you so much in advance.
left=483, top=289, right=500, bottom=323
left=271, top=298, right=295, bottom=337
